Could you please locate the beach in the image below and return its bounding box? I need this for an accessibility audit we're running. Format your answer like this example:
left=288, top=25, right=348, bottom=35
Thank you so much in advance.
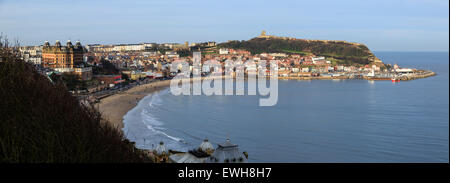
left=98, top=79, right=171, bottom=129
left=98, top=76, right=227, bottom=130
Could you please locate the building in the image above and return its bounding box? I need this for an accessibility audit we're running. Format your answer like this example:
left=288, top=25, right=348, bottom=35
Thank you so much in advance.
left=270, top=53, right=287, bottom=58
left=393, top=64, right=400, bottom=71
left=51, top=67, right=92, bottom=80
left=258, top=30, right=274, bottom=39
left=205, top=139, right=248, bottom=163
left=42, top=40, right=85, bottom=68
left=169, top=139, right=214, bottom=163
left=74, top=67, right=93, bottom=81
left=165, top=51, right=179, bottom=58
left=219, top=48, right=229, bottom=55
left=257, top=30, right=287, bottom=39
left=112, top=44, right=144, bottom=52
left=396, top=68, right=415, bottom=75
left=129, top=70, right=148, bottom=80
left=153, top=141, right=169, bottom=163
left=19, top=46, right=42, bottom=64
left=94, top=75, right=124, bottom=87
left=169, top=138, right=248, bottom=163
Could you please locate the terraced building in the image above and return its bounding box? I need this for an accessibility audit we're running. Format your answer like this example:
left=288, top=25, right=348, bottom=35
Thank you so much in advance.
left=42, top=40, right=84, bottom=68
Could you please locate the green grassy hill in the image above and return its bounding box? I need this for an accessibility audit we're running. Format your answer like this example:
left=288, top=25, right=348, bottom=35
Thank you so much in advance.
left=218, top=37, right=383, bottom=66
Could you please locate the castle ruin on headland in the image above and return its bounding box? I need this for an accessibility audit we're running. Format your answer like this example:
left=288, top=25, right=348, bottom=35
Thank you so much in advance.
left=257, top=30, right=365, bottom=46
left=257, top=30, right=382, bottom=64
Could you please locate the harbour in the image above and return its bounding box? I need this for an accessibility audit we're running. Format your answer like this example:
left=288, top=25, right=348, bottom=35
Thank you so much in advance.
left=120, top=52, right=448, bottom=163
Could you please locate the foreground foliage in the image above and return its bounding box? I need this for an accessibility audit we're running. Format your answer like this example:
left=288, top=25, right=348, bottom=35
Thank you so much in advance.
left=0, top=45, right=151, bottom=163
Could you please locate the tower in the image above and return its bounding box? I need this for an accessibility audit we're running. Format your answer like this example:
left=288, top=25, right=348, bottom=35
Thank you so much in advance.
left=153, top=141, right=169, bottom=163
left=261, top=30, right=266, bottom=37
left=198, top=138, right=214, bottom=155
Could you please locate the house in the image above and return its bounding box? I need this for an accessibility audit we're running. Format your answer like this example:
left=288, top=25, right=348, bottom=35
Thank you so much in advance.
left=328, top=66, right=334, bottom=72
left=302, top=61, right=314, bottom=65
left=301, top=67, right=310, bottom=72
left=219, top=48, right=229, bottom=55
left=74, top=67, right=93, bottom=81
left=94, top=75, right=124, bottom=87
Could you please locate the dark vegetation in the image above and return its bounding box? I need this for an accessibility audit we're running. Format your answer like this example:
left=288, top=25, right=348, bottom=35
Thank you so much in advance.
left=218, top=37, right=379, bottom=65
left=176, top=49, right=191, bottom=57
left=146, top=46, right=168, bottom=55
left=92, top=59, right=120, bottom=75
left=50, top=72, right=88, bottom=91
left=0, top=36, right=151, bottom=163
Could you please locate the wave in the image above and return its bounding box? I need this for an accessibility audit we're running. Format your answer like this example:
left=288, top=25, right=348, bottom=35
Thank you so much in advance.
left=123, top=88, right=187, bottom=150
left=145, top=124, right=183, bottom=142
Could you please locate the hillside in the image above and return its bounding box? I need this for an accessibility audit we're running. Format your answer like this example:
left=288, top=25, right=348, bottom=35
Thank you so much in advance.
left=0, top=47, right=151, bottom=163
left=218, top=37, right=383, bottom=66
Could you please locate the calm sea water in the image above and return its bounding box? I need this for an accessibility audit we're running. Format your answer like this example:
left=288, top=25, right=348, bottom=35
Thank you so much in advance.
left=123, top=52, right=449, bottom=163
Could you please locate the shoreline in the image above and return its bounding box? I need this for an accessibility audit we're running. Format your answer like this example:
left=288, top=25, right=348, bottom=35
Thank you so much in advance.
left=99, top=71, right=435, bottom=130
left=98, top=79, right=171, bottom=129
left=98, top=76, right=227, bottom=130
left=278, top=70, right=435, bottom=81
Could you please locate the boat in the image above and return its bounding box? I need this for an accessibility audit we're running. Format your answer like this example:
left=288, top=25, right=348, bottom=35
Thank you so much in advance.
left=391, top=77, right=400, bottom=82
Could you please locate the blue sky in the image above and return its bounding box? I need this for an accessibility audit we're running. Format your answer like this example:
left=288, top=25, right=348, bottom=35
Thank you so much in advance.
left=0, top=0, right=448, bottom=51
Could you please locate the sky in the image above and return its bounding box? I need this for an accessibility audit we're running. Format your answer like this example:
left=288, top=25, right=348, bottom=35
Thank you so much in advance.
left=0, top=0, right=448, bottom=51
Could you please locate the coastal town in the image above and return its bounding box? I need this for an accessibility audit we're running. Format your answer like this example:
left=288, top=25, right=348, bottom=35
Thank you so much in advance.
left=11, top=33, right=436, bottom=163
left=1, top=0, right=447, bottom=171
left=18, top=32, right=434, bottom=98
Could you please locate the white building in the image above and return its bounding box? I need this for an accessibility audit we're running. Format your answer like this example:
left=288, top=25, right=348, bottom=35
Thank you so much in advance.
left=270, top=53, right=287, bottom=57
left=165, top=51, right=179, bottom=58
left=396, top=68, right=415, bottom=75
left=312, top=56, right=325, bottom=62
left=219, top=48, right=229, bottom=55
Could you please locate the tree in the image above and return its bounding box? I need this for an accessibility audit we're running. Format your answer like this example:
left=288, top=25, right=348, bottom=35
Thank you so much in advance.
left=92, top=59, right=119, bottom=75
left=0, top=36, right=152, bottom=163
left=218, top=37, right=380, bottom=65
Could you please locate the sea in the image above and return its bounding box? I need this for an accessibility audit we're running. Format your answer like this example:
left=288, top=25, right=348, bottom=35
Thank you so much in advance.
left=123, top=52, right=449, bottom=163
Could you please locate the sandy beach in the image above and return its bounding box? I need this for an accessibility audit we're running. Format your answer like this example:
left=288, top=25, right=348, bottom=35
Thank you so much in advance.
left=98, top=76, right=226, bottom=130
left=98, top=80, right=172, bottom=129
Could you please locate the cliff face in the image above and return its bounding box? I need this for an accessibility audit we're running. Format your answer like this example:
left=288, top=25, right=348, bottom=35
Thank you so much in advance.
left=218, top=37, right=383, bottom=66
